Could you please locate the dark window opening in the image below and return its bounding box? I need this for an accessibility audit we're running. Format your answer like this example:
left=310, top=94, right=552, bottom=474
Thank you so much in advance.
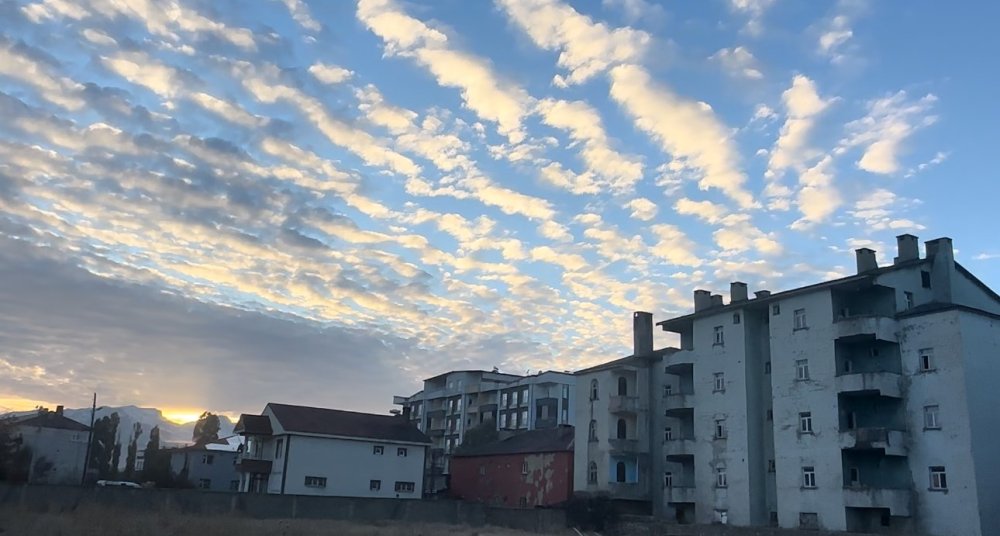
left=617, top=376, right=628, bottom=396
left=616, top=418, right=627, bottom=439
left=921, top=270, right=931, bottom=288
left=616, top=461, right=626, bottom=483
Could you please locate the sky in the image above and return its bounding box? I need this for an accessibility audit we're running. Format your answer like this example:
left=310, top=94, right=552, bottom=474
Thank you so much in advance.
left=1, top=0, right=999, bottom=421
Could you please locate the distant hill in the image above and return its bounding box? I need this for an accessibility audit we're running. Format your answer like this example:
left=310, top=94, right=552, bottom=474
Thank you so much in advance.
left=6, top=405, right=236, bottom=456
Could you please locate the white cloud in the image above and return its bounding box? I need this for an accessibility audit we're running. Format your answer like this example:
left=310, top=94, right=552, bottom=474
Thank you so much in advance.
left=728, top=0, right=775, bottom=35
left=626, top=198, right=658, bottom=221
left=819, top=15, right=853, bottom=63
left=279, top=0, right=321, bottom=32
left=497, top=0, right=650, bottom=86
left=0, top=40, right=85, bottom=110
left=609, top=64, right=755, bottom=209
left=848, top=187, right=924, bottom=231
left=81, top=28, right=117, bottom=46
left=101, top=52, right=182, bottom=98
left=767, top=75, right=830, bottom=178
left=602, top=0, right=663, bottom=23
left=357, top=0, right=531, bottom=142
left=21, top=0, right=88, bottom=22
left=539, top=221, right=573, bottom=242
left=188, top=92, right=262, bottom=128
left=791, top=155, right=841, bottom=227
left=309, top=63, right=353, bottom=85
left=530, top=246, right=588, bottom=272
left=712, top=213, right=783, bottom=255
left=649, top=224, right=701, bottom=267
left=841, top=91, right=937, bottom=175
left=674, top=198, right=728, bottom=224
left=710, top=46, right=763, bottom=79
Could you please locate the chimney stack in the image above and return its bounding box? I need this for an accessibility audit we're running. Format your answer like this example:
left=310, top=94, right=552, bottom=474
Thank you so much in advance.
left=710, top=294, right=724, bottom=308
left=855, top=248, right=878, bottom=273
left=894, top=234, right=919, bottom=264
left=694, top=290, right=711, bottom=312
left=56, top=405, right=64, bottom=416
left=633, top=311, right=654, bottom=357
left=730, top=282, right=748, bottom=302
left=755, top=290, right=771, bottom=300
left=925, top=237, right=954, bottom=303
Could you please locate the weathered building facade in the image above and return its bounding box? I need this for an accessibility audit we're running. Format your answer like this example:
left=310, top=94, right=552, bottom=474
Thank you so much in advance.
left=10, top=406, right=90, bottom=485
left=450, top=426, right=574, bottom=507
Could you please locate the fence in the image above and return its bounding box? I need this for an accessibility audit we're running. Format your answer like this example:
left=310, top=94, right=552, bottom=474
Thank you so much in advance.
left=0, top=483, right=565, bottom=533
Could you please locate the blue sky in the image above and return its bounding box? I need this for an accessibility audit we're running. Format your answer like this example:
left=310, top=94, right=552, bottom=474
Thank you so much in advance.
left=1, top=0, right=997, bottom=418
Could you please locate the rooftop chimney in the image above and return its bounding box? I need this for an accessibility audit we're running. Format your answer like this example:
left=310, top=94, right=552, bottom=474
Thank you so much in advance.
left=56, top=405, right=64, bottom=416
left=925, top=237, right=954, bottom=303
left=694, top=290, right=711, bottom=312
left=730, top=282, right=748, bottom=302
left=401, top=405, right=411, bottom=421
left=894, top=234, right=920, bottom=264
left=710, top=294, right=724, bottom=308
left=856, top=248, right=878, bottom=273
left=633, top=311, right=654, bottom=357
left=755, top=290, right=771, bottom=299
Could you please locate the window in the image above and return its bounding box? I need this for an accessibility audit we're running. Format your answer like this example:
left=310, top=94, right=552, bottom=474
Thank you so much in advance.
left=919, top=348, right=934, bottom=371
left=846, top=411, right=857, bottom=430
left=795, top=359, right=810, bottom=380
left=616, top=462, right=626, bottom=483
left=275, top=438, right=284, bottom=459
left=713, top=326, right=724, bottom=345
left=924, top=405, right=940, bottom=429
left=519, top=409, right=528, bottom=429
left=714, top=372, right=726, bottom=392
left=502, top=392, right=509, bottom=407
left=521, top=461, right=528, bottom=475
left=802, top=467, right=816, bottom=488
left=616, top=418, right=627, bottom=439
left=370, top=479, right=381, bottom=491
left=394, top=481, right=415, bottom=493
left=561, top=408, right=568, bottom=423
left=397, top=447, right=408, bottom=457
left=198, top=479, right=211, bottom=489
left=905, top=291, right=914, bottom=310
left=588, top=420, right=597, bottom=441
left=304, top=476, right=327, bottom=488
left=663, top=384, right=672, bottom=397
left=733, top=313, right=741, bottom=325
left=664, top=427, right=673, bottom=441
left=767, top=459, right=775, bottom=473
left=202, top=454, right=214, bottom=465
left=479, top=465, right=486, bottom=476
left=714, top=418, right=727, bottom=439
left=562, top=385, right=569, bottom=398
left=373, top=445, right=384, bottom=455
left=590, top=379, right=599, bottom=401
left=617, top=376, right=628, bottom=396
left=229, top=480, right=240, bottom=491
left=769, top=512, right=779, bottom=526
left=848, top=467, right=860, bottom=487
left=921, top=270, right=931, bottom=288
left=772, top=304, right=781, bottom=315
left=766, top=409, right=773, bottom=421
left=929, top=467, right=947, bottom=490
left=715, top=466, right=728, bottom=488
left=799, top=412, right=813, bottom=433
left=800, top=513, right=819, bottom=529
left=588, top=462, right=598, bottom=484
left=844, top=359, right=853, bottom=374
left=764, top=361, right=771, bottom=374
left=793, top=308, right=807, bottom=330
left=664, top=471, right=673, bottom=488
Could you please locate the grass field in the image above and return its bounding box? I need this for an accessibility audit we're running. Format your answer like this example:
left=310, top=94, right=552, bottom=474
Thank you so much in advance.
left=0, top=506, right=569, bottom=536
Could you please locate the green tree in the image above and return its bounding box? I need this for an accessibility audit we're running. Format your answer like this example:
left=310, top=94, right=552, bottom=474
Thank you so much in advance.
left=140, top=425, right=173, bottom=486
left=124, top=422, right=142, bottom=480
left=0, top=417, right=31, bottom=482
left=454, top=422, right=499, bottom=453
left=192, top=412, right=221, bottom=445
left=89, top=412, right=121, bottom=479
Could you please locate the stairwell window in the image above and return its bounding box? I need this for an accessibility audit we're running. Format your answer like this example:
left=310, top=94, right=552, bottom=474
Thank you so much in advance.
left=714, top=418, right=727, bottom=439
left=373, top=445, right=384, bottom=455
left=905, top=291, right=915, bottom=310
left=590, top=379, right=599, bottom=401
left=733, top=312, right=741, bottom=325
left=588, top=462, right=598, bottom=484
left=664, top=427, right=673, bottom=441
left=802, top=467, right=816, bottom=488
left=795, top=359, right=810, bottom=381
left=793, top=309, right=808, bottom=330
left=370, top=479, right=381, bottom=491
left=922, top=270, right=932, bottom=288
left=919, top=348, right=935, bottom=372
left=772, top=304, right=781, bottom=315
left=397, top=447, right=408, bottom=457
left=713, top=326, right=725, bottom=346
left=799, top=412, right=813, bottom=433
left=929, top=467, right=947, bottom=490
left=715, top=466, right=728, bottom=488
left=714, top=372, right=726, bottom=392
left=275, top=438, right=284, bottom=459
left=924, top=405, right=940, bottom=430
left=767, top=459, right=775, bottom=473
left=588, top=420, right=597, bottom=441
left=664, top=471, right=673, bottom=488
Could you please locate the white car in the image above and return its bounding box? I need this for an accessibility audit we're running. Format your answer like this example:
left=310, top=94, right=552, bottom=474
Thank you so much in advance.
left=96, top=480, right=141, bottom=489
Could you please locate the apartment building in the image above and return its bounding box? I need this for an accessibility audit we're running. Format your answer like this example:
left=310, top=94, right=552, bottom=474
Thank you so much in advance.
left=653, top=235, right=999, bottom=536
left=9, top=405, right=90, bottom=485
left=393, top=369, right=575, bottom=493
left=234, top=403, right=430, bottom=498
left=572, top=312, right=674, bottom=513
left=167, top=437, right=241, bottom=492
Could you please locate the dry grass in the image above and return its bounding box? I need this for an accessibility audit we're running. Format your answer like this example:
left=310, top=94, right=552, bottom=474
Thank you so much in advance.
left=0, top=505, right=568, bottom=536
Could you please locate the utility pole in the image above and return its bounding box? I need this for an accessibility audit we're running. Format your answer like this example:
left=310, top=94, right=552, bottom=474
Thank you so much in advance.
left=80, top=393, right=96, bottom=486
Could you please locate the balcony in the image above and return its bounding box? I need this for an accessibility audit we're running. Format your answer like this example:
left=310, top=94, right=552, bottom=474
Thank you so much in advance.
left=836, top=372, right=902, bottom=398
left=392, top=395, right=409, bottom=405
left=608, top=438, right=644, bottom=454
left=607, top=482, right=648, bottom=500
left=427, top=427, right=445, bottom=437
left=426, top=408, right=446, bottom=418
left=665, top=486, right=696, bottom=503
left=843, top=487, right=912, bottom=516
left=609, top=395, right=641, bottom=414
left=663, top=438, right=696, bottom=458
left=664, top=392, right=695, bottom=410
left=835, top=315, right=899, bottom=343
left=840, top=428, right=908, bottom=456
left=664, top=351, right=695, bottom=374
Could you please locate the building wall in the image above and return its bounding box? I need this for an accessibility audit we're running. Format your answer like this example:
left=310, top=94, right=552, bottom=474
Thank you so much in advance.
left=14, top=426, right=87, bottom=485
left=169, top=450, right=240, bottom=492
left=450, top=451, right=573, bottom=507
left=274, top=435, right=426, bottom=498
